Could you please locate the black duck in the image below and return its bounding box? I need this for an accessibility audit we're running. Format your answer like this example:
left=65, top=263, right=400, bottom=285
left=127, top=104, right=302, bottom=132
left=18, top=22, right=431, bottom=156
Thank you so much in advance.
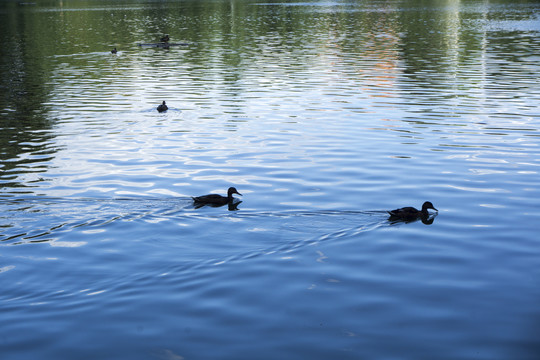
left=193, top=187, right=242, bottom=206
left=388, top=201, right=438, bottom=221
left=157, top=101, right=168, bottom=112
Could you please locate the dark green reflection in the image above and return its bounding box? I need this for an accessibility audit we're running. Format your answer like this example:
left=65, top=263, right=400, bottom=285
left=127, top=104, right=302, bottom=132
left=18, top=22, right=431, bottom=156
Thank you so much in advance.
left=0, top=2, right=57, bottom=193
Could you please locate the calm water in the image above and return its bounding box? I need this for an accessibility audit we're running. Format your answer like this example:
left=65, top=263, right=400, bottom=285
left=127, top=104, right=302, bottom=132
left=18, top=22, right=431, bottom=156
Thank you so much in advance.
left=1, top=0, right=540, bottom=358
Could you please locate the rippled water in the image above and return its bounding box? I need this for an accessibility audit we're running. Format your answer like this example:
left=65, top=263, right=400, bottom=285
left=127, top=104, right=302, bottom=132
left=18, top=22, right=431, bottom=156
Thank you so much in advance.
left=1, top=0, right=540, bottom=359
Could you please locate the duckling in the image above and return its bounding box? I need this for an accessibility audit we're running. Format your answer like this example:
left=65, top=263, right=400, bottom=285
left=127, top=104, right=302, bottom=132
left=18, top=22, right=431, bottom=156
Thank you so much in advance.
left=111, top=47, right=117, bottom=54
left=160, top=34, right=170, bottom=43
left=157, top=101, right=168, bottom=112
left=193, top=187, right=242, bottom=207
left=387, top=201, right=438, bottom=221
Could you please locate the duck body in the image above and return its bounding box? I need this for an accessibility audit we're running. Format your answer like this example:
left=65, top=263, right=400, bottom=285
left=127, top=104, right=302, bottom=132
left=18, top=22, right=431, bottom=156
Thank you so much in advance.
left=161, top=34, right=170, bottom=42
left=388, top=201, right=437, bottom=221
left=157, top=101, right=168, bottom=112
left=193, top=187, right=242, bottom=206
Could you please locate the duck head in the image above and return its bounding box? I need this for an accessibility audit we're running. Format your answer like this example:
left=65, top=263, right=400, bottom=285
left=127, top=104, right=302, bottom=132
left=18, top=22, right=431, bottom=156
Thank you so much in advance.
left=422, top=201, right=437, bottom=212
left=227, top=187, right=242, bottom=197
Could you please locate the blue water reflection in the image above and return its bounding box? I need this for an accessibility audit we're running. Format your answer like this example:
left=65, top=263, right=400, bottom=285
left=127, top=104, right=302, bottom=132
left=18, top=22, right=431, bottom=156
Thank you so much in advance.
left=1, top=0, right=540, bottom=359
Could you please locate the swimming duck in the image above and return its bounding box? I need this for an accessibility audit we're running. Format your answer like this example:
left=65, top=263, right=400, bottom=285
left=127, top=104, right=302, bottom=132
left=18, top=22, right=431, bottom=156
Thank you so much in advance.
left=157, top=101, right=168, bottom=112
left=161, top=34, right=170, bottom=42
left=193, top=187, right=242, bottom=206
left=111, top=47, right=117, bottom=54
left=387, top=201, right=438, bottom=221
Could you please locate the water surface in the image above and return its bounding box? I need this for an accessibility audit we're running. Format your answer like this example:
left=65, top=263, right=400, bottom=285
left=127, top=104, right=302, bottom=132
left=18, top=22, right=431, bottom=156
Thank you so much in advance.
left=1, top=1, right=540, bottom=359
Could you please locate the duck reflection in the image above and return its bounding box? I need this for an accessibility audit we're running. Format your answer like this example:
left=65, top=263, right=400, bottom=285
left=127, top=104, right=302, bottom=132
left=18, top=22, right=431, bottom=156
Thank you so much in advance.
left=193, top=200, right=242, bottom=211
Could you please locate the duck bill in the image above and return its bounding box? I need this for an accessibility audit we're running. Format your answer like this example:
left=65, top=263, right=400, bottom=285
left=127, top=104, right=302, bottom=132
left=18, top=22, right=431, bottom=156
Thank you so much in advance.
left=235, top=191, right=243, bottom=196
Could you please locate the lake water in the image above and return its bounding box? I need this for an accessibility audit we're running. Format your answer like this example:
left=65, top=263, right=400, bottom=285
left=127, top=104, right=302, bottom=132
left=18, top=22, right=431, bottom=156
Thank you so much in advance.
left=1, top=0, right=540, bottom=358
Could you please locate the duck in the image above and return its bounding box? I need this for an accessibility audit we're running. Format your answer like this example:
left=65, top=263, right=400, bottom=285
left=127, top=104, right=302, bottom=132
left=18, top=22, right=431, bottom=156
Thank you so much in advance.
left=111, top=47, right=117, bottom=54
left=387, top=201, right=438, bottom=221
left=193, top=187, right=242, bottom=207
left=157, top=101, right=168, bottom=112
left=160, top=34, right=170, bottom=42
